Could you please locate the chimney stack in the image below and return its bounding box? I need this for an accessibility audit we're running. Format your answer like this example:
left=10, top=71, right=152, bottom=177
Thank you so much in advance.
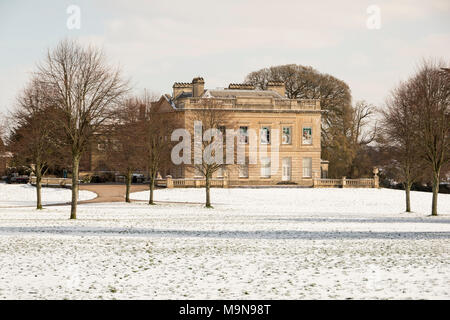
left=267, top=81, right=286, bottom=97
left=192, top=77, right=205, bottom=97
left=228, top=83, right=255, bottom=90
left=172, top=82, right=192, bottom=99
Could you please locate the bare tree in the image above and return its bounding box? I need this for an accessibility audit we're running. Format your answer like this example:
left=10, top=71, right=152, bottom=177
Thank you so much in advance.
left=349, top=101, right=377, bottom=147
left=141, top=91, right=174, bottom=205
left=323, top=100, right=377, bottom=178
left=106, top=97, right=146, bottom=202
left=347, top=100, right=378, bottom=177
left=409, top=60, right=449, bottom=216
left=380, top=83, right=424, bottom=212
left=36, top=39, right=128, bottom=219
left=188, top=100, right=226, bottom=208
left=9, top=79, right=57, bottom=209
left=144, top=116, right=169, bottom=205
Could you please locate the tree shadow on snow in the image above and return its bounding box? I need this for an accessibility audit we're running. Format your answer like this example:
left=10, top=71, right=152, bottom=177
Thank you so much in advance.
left=264, top=217, right=450, bottom=225
left=0, top=226, right=449, bottom=240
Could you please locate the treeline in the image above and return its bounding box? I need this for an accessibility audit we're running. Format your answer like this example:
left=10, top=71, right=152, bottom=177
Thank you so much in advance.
left=3, top=40, right=223, bottom=217
left=1, top=40, right=448, bottom=217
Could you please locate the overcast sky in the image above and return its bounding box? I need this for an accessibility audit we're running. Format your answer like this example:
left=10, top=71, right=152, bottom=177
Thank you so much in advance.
left=0, top=0, right=449, bottom=115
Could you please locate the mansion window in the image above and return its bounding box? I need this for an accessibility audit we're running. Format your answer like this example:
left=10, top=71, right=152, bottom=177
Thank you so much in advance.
left=303, top=157, right=312, bottom=178
left=176, top=166, right=183, bottom=178
left=239, top=164, right=249, bottom=178
left=260, top=126, right=270, bottom=144
left=282, top=126, right=292, bottom=145
left=302, top=126, right=312, bottom=145
left=239, top=126, right=249, bottom=144
left=218, top=126, right=226, bottom=136
left=260, top=157, right=271, bottom=178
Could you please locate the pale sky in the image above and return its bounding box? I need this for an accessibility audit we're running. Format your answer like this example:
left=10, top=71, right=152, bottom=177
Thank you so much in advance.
left=0, top=0, right=449, bottom=115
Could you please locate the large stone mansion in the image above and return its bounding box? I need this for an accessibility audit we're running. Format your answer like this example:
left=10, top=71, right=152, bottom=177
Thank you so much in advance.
left=151, top=77, right=328, bottom=186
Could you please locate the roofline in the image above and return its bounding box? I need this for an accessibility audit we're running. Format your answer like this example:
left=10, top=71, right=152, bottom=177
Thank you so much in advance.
left=204, top=89, right=286, bottom=99
left=161, top=94, right=177, bottom=109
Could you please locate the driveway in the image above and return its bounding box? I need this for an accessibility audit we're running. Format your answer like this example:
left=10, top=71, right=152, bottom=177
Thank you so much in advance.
left=79, top=184, right=149, bottom=203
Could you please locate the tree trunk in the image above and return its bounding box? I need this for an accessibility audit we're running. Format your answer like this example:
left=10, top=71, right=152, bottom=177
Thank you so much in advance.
left=405, top=183, right=411, bottom=213
left=149, top=173, right=155, bottom=205
left=205, top=174, right=212, bottom=208
left=70, top=155, right=80, bottom=220
left=431, top=172, right=439, bottom=216
left=125, top=169, right=132, bottom=203
left=36, top=170, right=43, bottom=210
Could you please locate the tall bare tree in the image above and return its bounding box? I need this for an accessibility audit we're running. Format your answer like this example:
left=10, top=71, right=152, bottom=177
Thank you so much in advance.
left=9, top=79, right=57, bottom=209
left=409, top=60, right=449, bottom=216
left=106, top=97, right=146, bottom=202
left=380, top=82, right=424, bottom=212
left=144, top=113, right=173, bottom=205
left=347, top=100, right=377, bottom=177
left=189, top=100, right=226, bottom=208
left=139, top=90, right=174, bottom=205
left=36, top=39, right=128, bottom=219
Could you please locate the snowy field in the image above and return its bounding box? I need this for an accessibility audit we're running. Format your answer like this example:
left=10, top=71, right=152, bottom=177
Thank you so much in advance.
left=0, top=186, right=449, bottom=299
left=0, top=183, right=96, bottom=207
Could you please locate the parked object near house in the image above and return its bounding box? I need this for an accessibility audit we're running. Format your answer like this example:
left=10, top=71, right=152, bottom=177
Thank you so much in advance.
left=132, top=173, right=145, bottom=183
left=7, top=173, right=29, bottom=184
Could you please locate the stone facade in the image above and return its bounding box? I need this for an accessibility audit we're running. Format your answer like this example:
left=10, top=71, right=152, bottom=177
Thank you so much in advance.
left=151, top=78, right=326, bottom=187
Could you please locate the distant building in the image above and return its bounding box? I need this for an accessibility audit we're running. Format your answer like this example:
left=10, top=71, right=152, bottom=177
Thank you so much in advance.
left=149, top=77, right=327, bottom=186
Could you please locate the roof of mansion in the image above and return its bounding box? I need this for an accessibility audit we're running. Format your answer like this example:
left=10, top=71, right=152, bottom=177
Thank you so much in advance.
left=204, top=89, right=284, bottom=99
left=156, top=78, right=321, bottom=113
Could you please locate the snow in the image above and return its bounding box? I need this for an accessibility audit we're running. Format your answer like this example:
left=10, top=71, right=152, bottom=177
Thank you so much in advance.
left=131, top=187, right=450, bottom=216
left=0, top=185, right=449, bottom=299
left=0, top=183, right=97, bottom=207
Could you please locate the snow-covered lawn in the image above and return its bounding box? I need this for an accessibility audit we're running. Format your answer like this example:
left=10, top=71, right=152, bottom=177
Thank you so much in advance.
left=0, top=183, right=96, bottom=207
left=132, top=187, right=450, bottom=216
left=0, top=186, right=449, bottom=299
